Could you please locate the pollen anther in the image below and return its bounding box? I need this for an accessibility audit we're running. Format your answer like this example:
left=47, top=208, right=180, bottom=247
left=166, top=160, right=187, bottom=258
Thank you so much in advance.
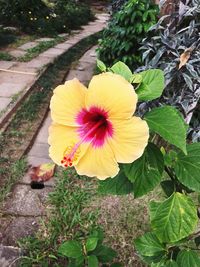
left=61, top=142, right=81, bottom=168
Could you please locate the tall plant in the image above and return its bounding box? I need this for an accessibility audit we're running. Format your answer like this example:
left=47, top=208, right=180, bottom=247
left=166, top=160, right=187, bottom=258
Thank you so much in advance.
left=138, top=0, right=200, bottom=142
left=95, top=60, right=200, bottom=266
left=98, top=0, right=159, bottom=69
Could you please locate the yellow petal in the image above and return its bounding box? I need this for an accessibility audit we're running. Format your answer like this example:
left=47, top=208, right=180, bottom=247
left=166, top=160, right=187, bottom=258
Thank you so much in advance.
left=50, top=78, right=87, bottom=126
left=48, top=123, right=88, bottom=166
left=108, top=117, right=149, bottom=163
left=86, top=72, right=137, bottom=119
left=75, top=142, right=119, bottom=180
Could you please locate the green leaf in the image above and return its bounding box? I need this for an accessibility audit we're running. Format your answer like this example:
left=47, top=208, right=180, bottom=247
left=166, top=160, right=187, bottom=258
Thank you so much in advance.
left=132, top=73, right=142, bottom=84
left=160, top=180, right=175, bottom=197
left=145, top=106, right=187, bottom=154
left=86, top=237, right=98, bottom=252
left=149, top=201, right=161, bottom=220
left=93, top=245, right=117, bottom=263
left=174, top=143, right=200, bottom=192
left=75, top=256, right=85, bottom=267
left=150, top=193, right=198, bottom=243
left=134, top=232, right=166, bottom=257
left=136, top=69, right=164, bottom=101
left=58, top=240, right=83, bottom=258
left=97, top=59, right=106, bottom=72
left=176, top=250, right=200, bottom=267
left=110, top=61, right=133, bottom=82
left=124, top=143, right=164, bottom=197
left=164, top=260, right=178, bottom=267
left=98, top=171, right=134, bottom=195
left=88, top=255, right=98, bottom=267
left=141, top=253, right=166, bottom=265
left=164, top=150, right=178, bottom=167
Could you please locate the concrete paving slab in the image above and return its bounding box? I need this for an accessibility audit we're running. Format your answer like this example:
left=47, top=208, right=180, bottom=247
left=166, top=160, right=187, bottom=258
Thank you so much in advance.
left=0, top=82, right=27, bottom=97
left=0, top=97, right=11, bottom=112
left=0, top=72, right=36, bottom=84
left=58, top=33, right=69, bottom=38
left=35, top=114, right=51, bottom=144
left=2, top=217, right=39, bottom=246
left=0, top=61, right=16, bottom=70
left=9, top=62, right=38, bottom=74
left=3, top=184, right=52, bottom=216
left=18, top=41, right=38, bottom=50
left=27, top=56, right=53, bottom=69
left=9, top=50, right=26, bottom=58
left=28, top=143, right=50, bottom=158
left=40, top=48, right=65, bottom=58
left=54, top=43, right=73, bottom=50
left=79, top=47, right=97, bottom=63
left=35, top=37, right=55, bottom=42
left=0, top=245, right=21, bottom=267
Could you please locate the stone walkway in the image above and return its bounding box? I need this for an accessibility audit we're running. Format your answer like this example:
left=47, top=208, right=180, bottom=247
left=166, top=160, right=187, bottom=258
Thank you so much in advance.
left=0, top=41, right=100, bottom=267
left=0, top=13, right=109, bottom=129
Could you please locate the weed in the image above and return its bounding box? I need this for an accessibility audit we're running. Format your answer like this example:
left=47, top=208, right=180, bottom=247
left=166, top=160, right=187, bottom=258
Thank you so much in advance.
left=19, top=168, right=98, bottom=266
left=0, top=51, right=13, bottom=61
left=18, top=37, right=64, bottom=62
left=0, top=158, right=27, bottom=204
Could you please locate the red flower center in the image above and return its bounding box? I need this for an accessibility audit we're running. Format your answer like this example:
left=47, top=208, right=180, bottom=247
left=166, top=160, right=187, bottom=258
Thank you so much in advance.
left=76, top=106, right=113, bottom=147
left=61, top=107, right=113, bottom=168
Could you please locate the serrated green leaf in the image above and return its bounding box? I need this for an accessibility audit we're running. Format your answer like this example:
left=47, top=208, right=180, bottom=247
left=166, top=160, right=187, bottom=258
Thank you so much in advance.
left=88, top=255, right=98, bottom=267
left=174, top=143, right=200, bottom=192
left=150, top=193, right=198, bottom=243
left=141, top=253, right=166, bottom=265
left=93, top=245, right=117, bottom=263
left=134, top=232, right=166, bottom=257
left=110, top=61, right=133, bottom=82
left=86, top=237, right=98, bottom=252
left=98, top=171, right=134, bottom=195
left=145, top=106, right=187, bottom=153
left=132, top=73, right=142, bottom=84
left=124, top=143, right=164, bottom=198
left=58, top=240, right=83, bottom=258
left=176, top=250, right=200, bottom=267
left=164, top=260, right=178, bottom=267
left=149, top=201, right=161, bottom=221
left=97, top=59, right=106, bottom=72
left=136, top=69, right=164, bottom=101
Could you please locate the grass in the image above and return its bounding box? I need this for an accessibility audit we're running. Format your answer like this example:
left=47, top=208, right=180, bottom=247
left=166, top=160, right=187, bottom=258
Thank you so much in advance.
left=0, top=51, right=13, bottom=61
left=0, top=32, right=101, bottom=210
left=0, top=157, right=27, bottom=204
left=19, top=37, right=64, bottom=62
left=19, top=168, right=99, bottom=267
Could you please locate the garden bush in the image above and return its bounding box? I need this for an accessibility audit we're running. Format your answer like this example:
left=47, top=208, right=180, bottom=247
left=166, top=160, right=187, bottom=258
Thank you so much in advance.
left=110, top=0, right=128, bottom=13
left=138, top=0, right=200, bottom=142
left=54, top=0, right=93, bottom=32
left=0, top=0, right=93, bottom=35
left=98, top=0, right=159, bottom=69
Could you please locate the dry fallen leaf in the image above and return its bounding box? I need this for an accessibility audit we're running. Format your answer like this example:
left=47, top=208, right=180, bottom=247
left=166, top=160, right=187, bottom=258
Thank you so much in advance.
left=179, top=48, right=193, bottom=69
left=30, top=163, right=56, bottom=182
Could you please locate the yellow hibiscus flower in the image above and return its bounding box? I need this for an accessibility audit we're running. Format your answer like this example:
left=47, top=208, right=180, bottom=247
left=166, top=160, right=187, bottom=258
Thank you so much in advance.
left=48, top=72, right=149, bottom=180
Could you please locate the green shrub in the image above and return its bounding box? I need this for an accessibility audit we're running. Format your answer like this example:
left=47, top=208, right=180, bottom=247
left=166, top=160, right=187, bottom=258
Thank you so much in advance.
left=0, top=0, right=51, bottom=33
left=139, top=0, right=200, bottom=142
left=98, top=0, right=159, bottom=69
left=0, top=0, right=93, bottom=35
left=55, top=0, right=94, bottom=31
